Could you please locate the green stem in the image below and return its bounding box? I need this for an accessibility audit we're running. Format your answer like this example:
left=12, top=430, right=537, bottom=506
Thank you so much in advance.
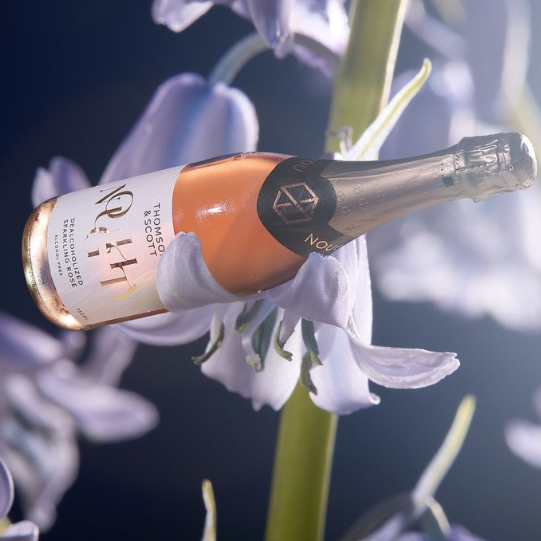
left=325, top=0, right=409, bottom=153
left=264, top=384, right=337, bottom=541
left=265, top=1, right=407, bottom=540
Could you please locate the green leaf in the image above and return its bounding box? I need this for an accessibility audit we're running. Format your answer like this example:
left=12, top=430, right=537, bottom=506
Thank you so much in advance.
left=346, top=58, right=432, bottom=160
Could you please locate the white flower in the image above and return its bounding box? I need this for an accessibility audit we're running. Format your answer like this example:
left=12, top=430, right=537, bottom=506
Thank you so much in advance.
left=0, top=312, right=157, bottom=529
left=151, top=231, right=458, bottom=413
left=0, top=454, right=39, bottom=540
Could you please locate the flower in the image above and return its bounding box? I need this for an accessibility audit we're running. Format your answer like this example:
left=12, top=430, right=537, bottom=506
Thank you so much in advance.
left=0, top=454, right=39, bottom=540
left=342, top=397, right=483, bottom=541
left=369, top=0, right=541, bottom=332
left=0, top=312, right=157, bottom=529
left=33, top=46, right=458, bottom=415
left=156, top=231, right=458, bottom=413
left=151, top=0, right=349, bottom=67
left=505, top=388, right=541, bottom=469
left=27, top=69, right=257, bottom=526
left=396, top=527, right=486, bottom=541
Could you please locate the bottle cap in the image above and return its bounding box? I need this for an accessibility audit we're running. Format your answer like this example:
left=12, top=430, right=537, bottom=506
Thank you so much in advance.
left=455, top=132, right=537, bottom=201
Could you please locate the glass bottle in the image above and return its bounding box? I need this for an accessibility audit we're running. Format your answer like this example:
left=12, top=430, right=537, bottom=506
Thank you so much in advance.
left=22, top=132, right=536, bottom=330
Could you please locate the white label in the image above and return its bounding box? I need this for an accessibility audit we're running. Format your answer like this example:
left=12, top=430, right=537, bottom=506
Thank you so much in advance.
left=47, top=167, right=183, bottom=325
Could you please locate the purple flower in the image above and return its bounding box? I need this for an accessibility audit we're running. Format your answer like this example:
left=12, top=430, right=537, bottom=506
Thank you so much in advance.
left=155, top=231, right=458, bottom=413
left=397, top=526, right=486, bottom=541
left=151, top=0, right=349, bottom=66
left=0, top=455, right=39, bottom=540
left=0, top=312, right=157, bottom=529
left=369, top=0, right=539, bottom=332
left=33, top=54, right=458, bottom=415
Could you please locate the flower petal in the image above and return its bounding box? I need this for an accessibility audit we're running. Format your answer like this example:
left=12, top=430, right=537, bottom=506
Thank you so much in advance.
left=100, top=74, right=258, bottom=184
left=151, top=0, right=213, bottom=33
left=0, top=455, right=14, bottom=522
left=505, top=419, right=541, bottom=469
left=0, top=418, right=79, bottom=530
left=244, top=0, right=295, bottom=54
left=32, top=157, right=91, bottom=208
left=349, top=337, right=459, bottom=389
left=310, top=323, right=379, bottom=414
left=36, top=363, right=159, bottom=443
left=201, top=304, right=302, bottom=410
left=157, top=233, right=248, bottom=310
left=0, top=312, right=63, bottom=371
left=267, top=251, right=353, bottom=328
left=78, top=328, right=137, bottom=386
left=3, top=520, right=40, bottom=541
left=115, top=308, right=212, bottom=346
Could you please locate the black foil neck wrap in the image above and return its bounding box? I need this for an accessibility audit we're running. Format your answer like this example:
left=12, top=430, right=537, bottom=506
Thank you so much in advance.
left=453, top=132, right=537, bottom=201
left=256, top=157, right=355, bottom=258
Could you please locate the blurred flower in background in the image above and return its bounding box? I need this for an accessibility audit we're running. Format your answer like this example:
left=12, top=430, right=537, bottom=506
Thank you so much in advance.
left=505, top=388, right=541, bottom=469
left=0, top=313, right=157, bottom=529
left=151, top=0, right=349, bottom=69
left=0, top=454, right=39, bottom=540
left=342, top=396, right=484, bottom=541
left=368, top=0, right=541, bottom=332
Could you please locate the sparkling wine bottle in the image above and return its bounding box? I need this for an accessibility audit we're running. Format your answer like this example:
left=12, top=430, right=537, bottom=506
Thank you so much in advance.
left=22, top=132, right=536, bottom=330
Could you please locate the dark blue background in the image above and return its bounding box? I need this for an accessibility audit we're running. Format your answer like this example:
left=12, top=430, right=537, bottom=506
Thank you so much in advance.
left=2, top=2, right=541, bottom=539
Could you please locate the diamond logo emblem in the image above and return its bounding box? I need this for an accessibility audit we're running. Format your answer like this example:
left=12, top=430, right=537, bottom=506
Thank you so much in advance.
left=273, top=182, right=319, bottom=224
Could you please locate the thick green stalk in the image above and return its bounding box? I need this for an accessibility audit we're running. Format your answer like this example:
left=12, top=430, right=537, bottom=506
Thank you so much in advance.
left=325, top=0, right=409, bottom=153
left=265, top=385, right=337, bottom=541
left=265, top=2, right=407, bottom=540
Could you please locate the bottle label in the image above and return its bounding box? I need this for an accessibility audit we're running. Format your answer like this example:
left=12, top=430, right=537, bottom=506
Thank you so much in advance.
left=257, top=158, right=355, bottom=257
left=46, top=167, right=182, bottom=325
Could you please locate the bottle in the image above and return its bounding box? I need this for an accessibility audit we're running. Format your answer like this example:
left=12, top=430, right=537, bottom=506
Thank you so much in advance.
left=23, top=132, right=536, bottom=331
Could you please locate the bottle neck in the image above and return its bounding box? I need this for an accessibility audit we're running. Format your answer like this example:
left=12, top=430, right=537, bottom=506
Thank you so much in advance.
left=323, top=148, right=462, bottom=238
left=256, top=133, right=535, bottom=260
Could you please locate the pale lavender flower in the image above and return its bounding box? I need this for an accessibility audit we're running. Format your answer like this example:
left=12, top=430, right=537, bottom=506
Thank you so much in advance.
left=369, top=0, right=540, bottom=332
left=0, top=312, right=157, bottom=529
left=505, top=388, right=541, bottom=469
left=33, top=51, right=458, bottom=414
left=151, top=0, right=349, bottom=66
left=397, top=527, right=486, bottom=541
left=32, top=72, right=258, bottom=346
left=343, top=397, right=480, bottom=541
left=155, top=231, right=458, bottom=413
left=0, top=454, right=39, bottom=540
left=78, top=60, right=458, bottom=414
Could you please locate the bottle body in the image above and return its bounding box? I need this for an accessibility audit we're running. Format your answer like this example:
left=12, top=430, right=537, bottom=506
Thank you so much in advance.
left=23, top=133, right=536, bottom=330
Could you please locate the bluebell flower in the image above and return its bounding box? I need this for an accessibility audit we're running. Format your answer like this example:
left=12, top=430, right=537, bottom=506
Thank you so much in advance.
left=0, top=311, right=157, bottom=529
left=397, top=527, right=486, bottom=541
left=0, top=455, right=39, bottom=540
left=151, top=0, right=349, bottom=68
left=143, top=66, right=459, bottom=413
left=33, top=56, right=459, bottom=414
left=344, top=397, right=483, bottom=541
left=369, top=0, right=541, bottom=332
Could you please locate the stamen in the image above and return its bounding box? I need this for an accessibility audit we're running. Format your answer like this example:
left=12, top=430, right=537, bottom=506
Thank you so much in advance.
left=249, top=309, right=278, bottom=371
left=235, top=300, right=265, bottom=333
left=192, top=323, right=225, bottom=366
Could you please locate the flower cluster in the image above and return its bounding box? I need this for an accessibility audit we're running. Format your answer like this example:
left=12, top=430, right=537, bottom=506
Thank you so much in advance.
left=370, top=0, right=541, bottom=332
left=0, top=312, right=157, bottom=529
